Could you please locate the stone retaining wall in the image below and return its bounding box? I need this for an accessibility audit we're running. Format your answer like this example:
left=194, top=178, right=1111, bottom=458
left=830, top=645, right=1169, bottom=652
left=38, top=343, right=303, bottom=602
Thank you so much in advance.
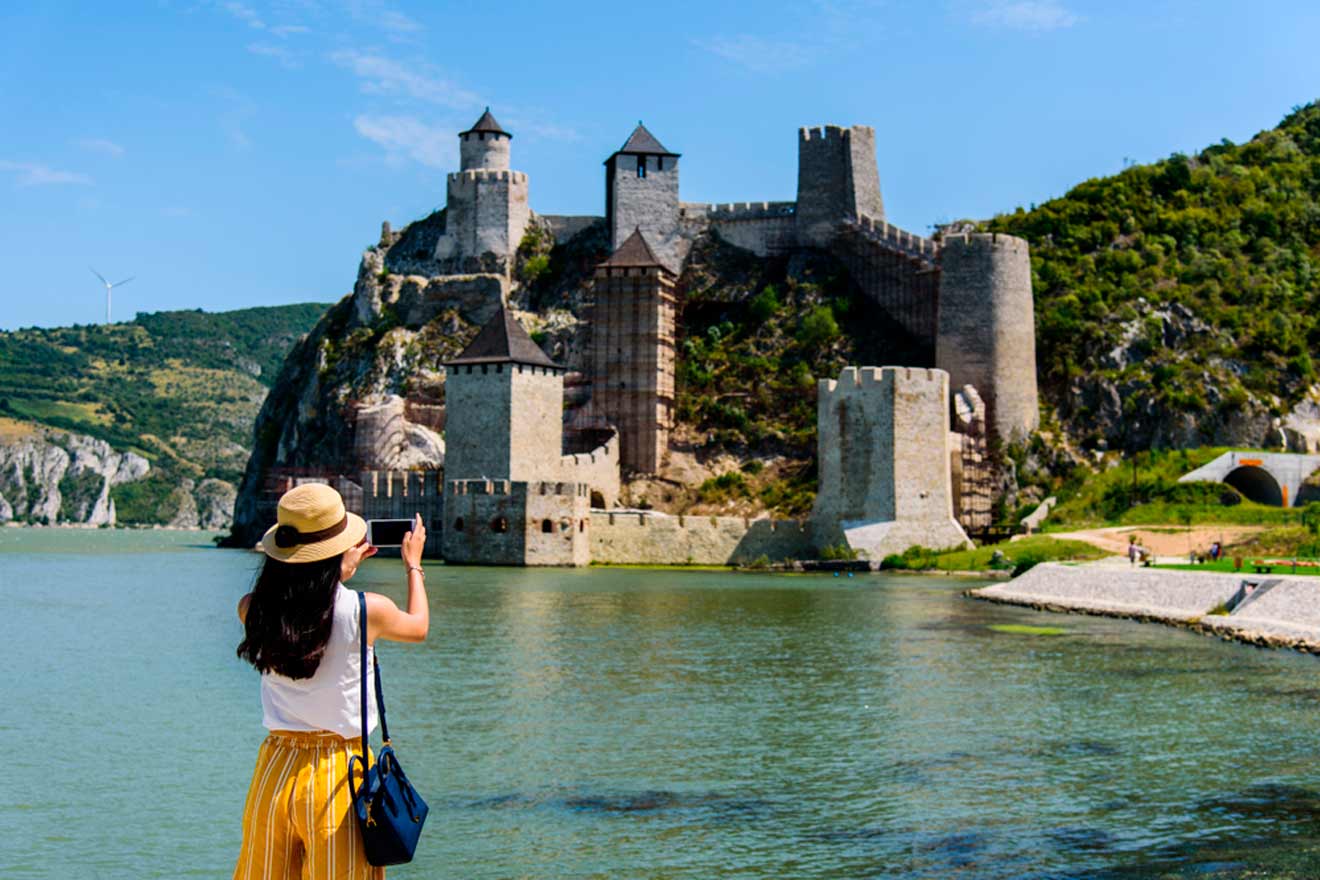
left=971, top=563, right=1320, bottom=653
left=590, top=513, right=813, bottom=565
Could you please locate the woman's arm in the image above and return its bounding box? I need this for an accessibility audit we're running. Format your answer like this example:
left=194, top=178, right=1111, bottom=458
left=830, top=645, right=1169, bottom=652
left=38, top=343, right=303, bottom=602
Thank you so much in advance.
left=366, top=514, right=430, bottom=644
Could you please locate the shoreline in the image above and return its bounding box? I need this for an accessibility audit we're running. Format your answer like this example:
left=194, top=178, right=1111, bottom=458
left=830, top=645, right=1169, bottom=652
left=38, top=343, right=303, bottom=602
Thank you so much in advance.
left=969, top=562, right=1320, bottom=655
left=2, top=522, right=221, bottom=532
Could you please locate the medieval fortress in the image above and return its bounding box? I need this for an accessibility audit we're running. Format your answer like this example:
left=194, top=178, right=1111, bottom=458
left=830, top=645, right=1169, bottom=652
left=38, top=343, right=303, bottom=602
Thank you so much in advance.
left=342, top=108, right=1039, bottom=565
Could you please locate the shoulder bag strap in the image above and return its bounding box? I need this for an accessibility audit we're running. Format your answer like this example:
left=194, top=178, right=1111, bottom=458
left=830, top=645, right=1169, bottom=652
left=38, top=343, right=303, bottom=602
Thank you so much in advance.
left=357, top=590, right=371, bottom=772
left=356, top=592, right=393, bottom=758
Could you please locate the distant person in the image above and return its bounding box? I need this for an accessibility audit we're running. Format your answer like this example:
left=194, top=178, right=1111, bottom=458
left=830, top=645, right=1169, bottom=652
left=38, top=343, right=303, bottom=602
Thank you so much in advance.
left=232, top=484, right=430, bottom=880
left=1210, top=541, right=1222, bottom=562
left=1128, top=535, right=1139, bottom=567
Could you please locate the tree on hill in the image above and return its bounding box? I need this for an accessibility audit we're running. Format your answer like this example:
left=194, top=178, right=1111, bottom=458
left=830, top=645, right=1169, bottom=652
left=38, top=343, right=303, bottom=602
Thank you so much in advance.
left=985, top=101, right=1320, bottom=453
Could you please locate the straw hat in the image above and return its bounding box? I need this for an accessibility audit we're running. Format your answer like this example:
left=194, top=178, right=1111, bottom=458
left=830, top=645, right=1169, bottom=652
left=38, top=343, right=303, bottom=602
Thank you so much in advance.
left=261, top=483, right=368, bottom=563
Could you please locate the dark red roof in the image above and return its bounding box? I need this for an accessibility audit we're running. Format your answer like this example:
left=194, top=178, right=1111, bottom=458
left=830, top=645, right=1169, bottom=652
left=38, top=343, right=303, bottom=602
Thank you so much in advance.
left=600, top=228, right=668, bottom=270
left=613, top=122, right=678, bottom=157
left=445, top=305, right=559, bottom=369
left=460, top=107, right=510, bottom=138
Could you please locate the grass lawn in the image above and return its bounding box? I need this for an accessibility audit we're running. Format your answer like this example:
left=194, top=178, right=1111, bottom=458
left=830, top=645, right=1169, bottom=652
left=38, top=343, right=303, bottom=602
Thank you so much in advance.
left=928, top=536, right=1108, bottom=571
left=1156, top=557, right=1320, bottom=577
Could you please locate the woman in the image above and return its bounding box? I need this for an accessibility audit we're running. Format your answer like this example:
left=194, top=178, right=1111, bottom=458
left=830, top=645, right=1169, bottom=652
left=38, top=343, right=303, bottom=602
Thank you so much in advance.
left=233, top=483, right=429, bottom=880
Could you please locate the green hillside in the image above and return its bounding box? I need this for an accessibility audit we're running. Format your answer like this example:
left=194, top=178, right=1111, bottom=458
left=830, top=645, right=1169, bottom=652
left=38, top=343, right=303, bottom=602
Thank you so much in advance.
left=986, top=101, right=1320, bottom=450
left=0, top=303, right=328, bottom=486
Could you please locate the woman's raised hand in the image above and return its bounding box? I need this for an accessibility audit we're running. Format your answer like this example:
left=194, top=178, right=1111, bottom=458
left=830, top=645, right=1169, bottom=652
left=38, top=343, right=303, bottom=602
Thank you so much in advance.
left=402, top=513, right=426, bottom=569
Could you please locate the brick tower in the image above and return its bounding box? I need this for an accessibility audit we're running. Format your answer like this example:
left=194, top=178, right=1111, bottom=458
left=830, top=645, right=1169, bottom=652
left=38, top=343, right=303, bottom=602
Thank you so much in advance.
left=589, top=228, right=677, bottom=474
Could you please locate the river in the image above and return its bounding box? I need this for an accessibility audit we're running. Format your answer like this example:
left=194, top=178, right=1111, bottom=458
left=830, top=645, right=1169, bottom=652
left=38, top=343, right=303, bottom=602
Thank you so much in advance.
left=3, top=528, right=1320, bottom=878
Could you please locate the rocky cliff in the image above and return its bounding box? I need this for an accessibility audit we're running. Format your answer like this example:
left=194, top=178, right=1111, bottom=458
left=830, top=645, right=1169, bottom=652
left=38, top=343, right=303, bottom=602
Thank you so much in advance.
left=0, top=420, right=238, bottom=528
left=0, top=423, right=147, bottom=525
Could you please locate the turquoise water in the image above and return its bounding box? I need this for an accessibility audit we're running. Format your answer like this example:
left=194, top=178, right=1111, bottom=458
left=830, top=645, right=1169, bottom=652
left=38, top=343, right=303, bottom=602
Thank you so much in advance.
left=4, top=528, right=1320, bottom=878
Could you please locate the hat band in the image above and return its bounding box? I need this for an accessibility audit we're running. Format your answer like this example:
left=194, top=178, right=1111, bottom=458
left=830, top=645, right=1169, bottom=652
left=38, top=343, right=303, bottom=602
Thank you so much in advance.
left=274, top=515, right=348, bottom=549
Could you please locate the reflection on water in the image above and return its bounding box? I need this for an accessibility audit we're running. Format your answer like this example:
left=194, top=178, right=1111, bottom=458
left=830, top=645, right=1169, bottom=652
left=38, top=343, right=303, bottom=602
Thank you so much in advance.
left=3, top=530, right=1320, bottom=878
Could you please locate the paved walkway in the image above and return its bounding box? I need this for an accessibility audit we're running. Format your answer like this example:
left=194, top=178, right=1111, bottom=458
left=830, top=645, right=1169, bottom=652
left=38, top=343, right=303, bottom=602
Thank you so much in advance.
left=971, top=562, right=1320, bottom=653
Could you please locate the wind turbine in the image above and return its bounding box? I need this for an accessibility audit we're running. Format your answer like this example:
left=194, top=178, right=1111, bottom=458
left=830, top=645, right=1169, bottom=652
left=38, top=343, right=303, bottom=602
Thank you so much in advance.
left=90, top=268, right=134, bottom=324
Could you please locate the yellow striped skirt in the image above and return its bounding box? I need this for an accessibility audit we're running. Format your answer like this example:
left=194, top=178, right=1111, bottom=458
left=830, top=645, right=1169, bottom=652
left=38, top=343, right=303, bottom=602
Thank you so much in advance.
left=233, top=729, right=384, bottom=880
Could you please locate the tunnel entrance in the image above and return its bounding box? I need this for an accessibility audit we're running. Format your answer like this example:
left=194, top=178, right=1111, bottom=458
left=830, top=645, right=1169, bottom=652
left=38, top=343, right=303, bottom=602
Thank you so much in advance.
left=1223, top=466, right=1284, bottom=507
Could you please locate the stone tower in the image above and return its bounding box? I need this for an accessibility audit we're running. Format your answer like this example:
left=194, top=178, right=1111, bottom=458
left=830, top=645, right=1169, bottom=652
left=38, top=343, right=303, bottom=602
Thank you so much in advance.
left=811, top=366, right=971, bottom=559
left=935, top=233, right=1039, bottom=443
left=589, top=229, right=677, bottom=474
left=433, top=108, right=530, bottom=274
left=441, top=305, right=564, bottom=482
left=441, top=307, right=593, bottom=566
left=795, top=125, right=885, bottom=249
left=604, top=123, right=681, bottom=271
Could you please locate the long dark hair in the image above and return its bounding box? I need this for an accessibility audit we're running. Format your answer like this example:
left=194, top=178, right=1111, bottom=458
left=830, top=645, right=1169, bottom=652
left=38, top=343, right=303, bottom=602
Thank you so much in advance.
left=237, top=554, right=343, bottom=679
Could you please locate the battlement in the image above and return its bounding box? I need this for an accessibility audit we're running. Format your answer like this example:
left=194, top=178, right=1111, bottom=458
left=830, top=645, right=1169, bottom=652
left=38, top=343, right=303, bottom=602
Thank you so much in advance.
left=602, top=512, right=808, bottom=531
left=799, top=125, right=855, bottom=144
left=699, top=201, right=797, bottom=220
left=854, top=214, right=939, bottom=260
left=363, top=470, right=443, bottom=500
left=447, top=478, right=588, bottom=499
left=818, top=365, right=949, bottom=396
left=939, top=231, right=1028, bottom=254
left=448, top=169, right=528, bottom=184
left=563, top=430, right=616, bottom=467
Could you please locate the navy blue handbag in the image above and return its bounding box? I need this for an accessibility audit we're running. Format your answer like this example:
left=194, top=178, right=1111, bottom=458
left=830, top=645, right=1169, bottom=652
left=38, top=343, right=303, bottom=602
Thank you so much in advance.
left=348, top=591, right=428, bottom=866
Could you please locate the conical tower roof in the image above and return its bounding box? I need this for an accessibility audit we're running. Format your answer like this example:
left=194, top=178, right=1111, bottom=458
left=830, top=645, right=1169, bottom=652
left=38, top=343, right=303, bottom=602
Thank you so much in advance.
left=613, top=122, right=678, bottom=157
left=460, top=107, right=510, bottom=138
left=445, top=305, right=559, bottom=369
left=601, top=228, right=669, bottom=271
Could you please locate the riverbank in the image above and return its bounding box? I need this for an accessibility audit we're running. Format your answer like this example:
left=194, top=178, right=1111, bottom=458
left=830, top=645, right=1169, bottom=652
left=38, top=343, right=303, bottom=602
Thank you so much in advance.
left=970, top=562, right=1320, bottom=654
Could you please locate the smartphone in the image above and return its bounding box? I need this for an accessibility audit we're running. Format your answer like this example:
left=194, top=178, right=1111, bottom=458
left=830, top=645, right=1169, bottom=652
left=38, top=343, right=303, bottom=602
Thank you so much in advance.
left=368, top=518, right=414, bottom=547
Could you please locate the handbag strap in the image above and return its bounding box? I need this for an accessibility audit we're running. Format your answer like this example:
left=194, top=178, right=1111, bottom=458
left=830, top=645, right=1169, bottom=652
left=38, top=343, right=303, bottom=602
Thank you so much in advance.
left=356, top=591, right=392, bottom=773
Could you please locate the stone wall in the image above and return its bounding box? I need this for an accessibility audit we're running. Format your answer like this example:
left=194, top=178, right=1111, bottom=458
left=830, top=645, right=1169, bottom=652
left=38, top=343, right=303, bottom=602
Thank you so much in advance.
left=607, top=153, right=681, bottom=271
left=590, top=512, right=814, bottom=565
left=443, top=361, right=516, bottom=481
left=442, top=479, right=589, bottom=566
left=680, top=202, right=798, bottom=257
left=936, top=233, right=1038, bottom=442
left=812, top=366, right=971, bottom=558
left=832, top=220, right=939, bottom=346
left=560, top=429, right=621, bottom=509
left=540, top=214, right=604, bottom=244
left=433, top=170, right=530, bottom=275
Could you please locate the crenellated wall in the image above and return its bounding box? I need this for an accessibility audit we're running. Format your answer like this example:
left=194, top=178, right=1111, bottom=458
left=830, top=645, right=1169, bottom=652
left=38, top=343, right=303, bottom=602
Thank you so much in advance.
left=560, top=429, right=621, bottom=509
left=591, top=512, right=814, bottom=565
left=443, top=478, right=589, bottom=566
left=936, top=233, right=1038, bottom=442
left=831, top=219, right=940, bottom=346
left=681, top=201, right=798, bottom=256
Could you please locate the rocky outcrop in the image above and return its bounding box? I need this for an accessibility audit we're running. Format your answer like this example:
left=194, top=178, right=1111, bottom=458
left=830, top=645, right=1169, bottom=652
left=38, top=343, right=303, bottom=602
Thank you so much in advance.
left=1054, top=298, right=1282, bottom=451
left=0, top=425, right=238, bottom=528
left=196, top=478, right=238, bottom=529
left=0, top=429, right=149, bottom=526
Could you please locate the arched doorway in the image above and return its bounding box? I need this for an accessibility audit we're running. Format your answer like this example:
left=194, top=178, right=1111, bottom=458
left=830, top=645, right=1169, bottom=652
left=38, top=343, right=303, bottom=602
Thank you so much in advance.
left=1224, top=466, right=1284, bottom=507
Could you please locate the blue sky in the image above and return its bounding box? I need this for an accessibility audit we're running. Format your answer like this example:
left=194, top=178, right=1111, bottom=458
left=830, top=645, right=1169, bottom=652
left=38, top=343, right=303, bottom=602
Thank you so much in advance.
left=1, top=0, right=1317, bottom=330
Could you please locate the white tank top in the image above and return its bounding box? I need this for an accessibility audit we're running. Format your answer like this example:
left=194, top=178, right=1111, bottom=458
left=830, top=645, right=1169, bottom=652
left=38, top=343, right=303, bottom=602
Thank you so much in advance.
left=261, top=585, right=378, bottom=739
